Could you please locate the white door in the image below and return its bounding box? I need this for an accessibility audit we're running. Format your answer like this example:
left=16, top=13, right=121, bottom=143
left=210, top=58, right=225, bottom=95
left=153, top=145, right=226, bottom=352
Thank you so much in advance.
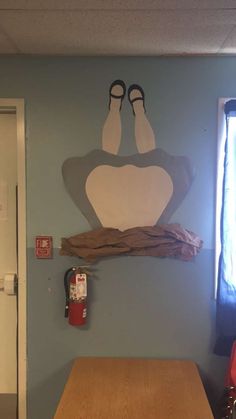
left=0, top=112, right=17, bottom=415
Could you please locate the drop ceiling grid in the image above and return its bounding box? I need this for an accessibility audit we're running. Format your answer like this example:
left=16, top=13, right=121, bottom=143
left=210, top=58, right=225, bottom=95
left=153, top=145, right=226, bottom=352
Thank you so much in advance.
left=0, top=6, right=235, bottom=54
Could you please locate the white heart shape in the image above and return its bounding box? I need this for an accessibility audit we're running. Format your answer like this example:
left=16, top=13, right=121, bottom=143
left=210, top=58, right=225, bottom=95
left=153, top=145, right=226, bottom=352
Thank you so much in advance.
left=85, top=164, right=173, bottom=231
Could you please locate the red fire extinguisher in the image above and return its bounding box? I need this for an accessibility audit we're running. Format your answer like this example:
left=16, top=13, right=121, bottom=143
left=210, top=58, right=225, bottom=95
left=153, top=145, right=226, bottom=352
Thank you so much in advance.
left=64, top=267, right=88, bottom=326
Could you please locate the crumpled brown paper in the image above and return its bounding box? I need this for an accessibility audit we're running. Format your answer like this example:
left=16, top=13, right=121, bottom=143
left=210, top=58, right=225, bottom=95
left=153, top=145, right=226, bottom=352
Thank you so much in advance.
left=60, top=224, right=203, bottom=263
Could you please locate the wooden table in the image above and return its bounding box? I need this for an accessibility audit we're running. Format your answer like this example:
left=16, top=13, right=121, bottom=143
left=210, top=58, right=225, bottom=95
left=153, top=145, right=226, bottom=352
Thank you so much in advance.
left=54, top=358, right=213, bottom=419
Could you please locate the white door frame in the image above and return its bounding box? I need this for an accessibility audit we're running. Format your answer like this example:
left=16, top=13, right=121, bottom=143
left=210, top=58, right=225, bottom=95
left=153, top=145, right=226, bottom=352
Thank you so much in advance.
left=0, top=99, right=27, bottom=419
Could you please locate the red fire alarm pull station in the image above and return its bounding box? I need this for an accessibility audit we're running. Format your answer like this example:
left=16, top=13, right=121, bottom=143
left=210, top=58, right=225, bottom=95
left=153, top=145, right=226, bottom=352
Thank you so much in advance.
left=35, top=236, right=53, bottom=259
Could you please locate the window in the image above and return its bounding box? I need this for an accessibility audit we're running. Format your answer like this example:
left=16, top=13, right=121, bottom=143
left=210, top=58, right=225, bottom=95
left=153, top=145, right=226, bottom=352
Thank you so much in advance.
left=215, top=99, right=228, bottom=297
left=215, top=98, right=236, bottom=356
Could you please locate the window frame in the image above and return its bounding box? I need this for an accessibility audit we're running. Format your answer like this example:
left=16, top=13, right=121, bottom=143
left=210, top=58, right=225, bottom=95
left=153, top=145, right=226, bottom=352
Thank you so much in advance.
left=215, top=98, right=236, bottom=298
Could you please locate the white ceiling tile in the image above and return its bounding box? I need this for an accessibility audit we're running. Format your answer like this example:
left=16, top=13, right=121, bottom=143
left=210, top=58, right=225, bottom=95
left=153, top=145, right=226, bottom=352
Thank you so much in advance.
left=0, top=9, right=234, bottom=55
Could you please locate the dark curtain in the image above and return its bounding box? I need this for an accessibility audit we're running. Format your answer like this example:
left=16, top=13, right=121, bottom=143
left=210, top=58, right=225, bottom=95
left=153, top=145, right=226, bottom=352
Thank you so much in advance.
left=215, top=100, right=236, bottom=356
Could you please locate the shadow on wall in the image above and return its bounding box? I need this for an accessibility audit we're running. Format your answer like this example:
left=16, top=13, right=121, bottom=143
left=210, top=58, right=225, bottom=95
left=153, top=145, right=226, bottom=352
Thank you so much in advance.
left=28, top=360, right=73, bottom=419
left=199, top=355, right=228, bottom=418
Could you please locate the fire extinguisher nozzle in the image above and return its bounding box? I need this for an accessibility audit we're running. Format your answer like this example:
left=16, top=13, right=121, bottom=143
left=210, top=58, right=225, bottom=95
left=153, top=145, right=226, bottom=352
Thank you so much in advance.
left=64, top=305, right=69, bottom=318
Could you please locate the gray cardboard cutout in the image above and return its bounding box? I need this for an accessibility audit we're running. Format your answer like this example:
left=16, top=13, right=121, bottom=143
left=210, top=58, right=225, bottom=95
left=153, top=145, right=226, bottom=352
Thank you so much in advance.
left=62, top=148, right=194, bottom=229
left=62, top=80, right=194, bottom=229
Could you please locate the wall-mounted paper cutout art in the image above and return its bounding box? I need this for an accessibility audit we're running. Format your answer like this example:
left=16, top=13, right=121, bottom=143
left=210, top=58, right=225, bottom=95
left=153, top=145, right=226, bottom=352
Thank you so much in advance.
left=62, top=149, right=193, bottom=230
left=62, top=80, right=194, bottom=231
left=60, top=224, right=203, bottom=263
left=86, top=164, right=173, bottom=231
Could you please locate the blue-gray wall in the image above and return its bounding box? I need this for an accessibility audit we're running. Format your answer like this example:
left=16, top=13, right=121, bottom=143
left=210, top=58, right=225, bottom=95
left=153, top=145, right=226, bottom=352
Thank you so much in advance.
left=0, top=56, right=234, bottom=418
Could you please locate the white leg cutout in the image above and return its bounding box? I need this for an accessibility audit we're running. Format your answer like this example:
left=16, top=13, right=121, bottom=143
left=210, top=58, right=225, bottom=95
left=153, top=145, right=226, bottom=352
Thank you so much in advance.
left=102, top=83, right=124, bottom=155
left=133, top=100, right=156, bottom=154
left=102, top=104, right=121, bottom=155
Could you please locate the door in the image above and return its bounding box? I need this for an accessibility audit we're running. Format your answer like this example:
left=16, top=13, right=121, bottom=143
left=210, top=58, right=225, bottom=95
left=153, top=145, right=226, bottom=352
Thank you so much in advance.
left=0, top=112, right=17, bottom=418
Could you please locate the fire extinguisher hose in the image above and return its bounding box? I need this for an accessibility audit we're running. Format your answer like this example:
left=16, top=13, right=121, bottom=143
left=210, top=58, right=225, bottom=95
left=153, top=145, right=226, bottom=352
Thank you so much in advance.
left=64, top=267, right=75, bottom=318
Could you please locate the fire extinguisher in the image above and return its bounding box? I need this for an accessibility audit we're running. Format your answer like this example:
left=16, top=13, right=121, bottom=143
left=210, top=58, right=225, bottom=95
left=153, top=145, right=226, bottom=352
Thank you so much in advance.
left=64, top=267, right=88, bottom=326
